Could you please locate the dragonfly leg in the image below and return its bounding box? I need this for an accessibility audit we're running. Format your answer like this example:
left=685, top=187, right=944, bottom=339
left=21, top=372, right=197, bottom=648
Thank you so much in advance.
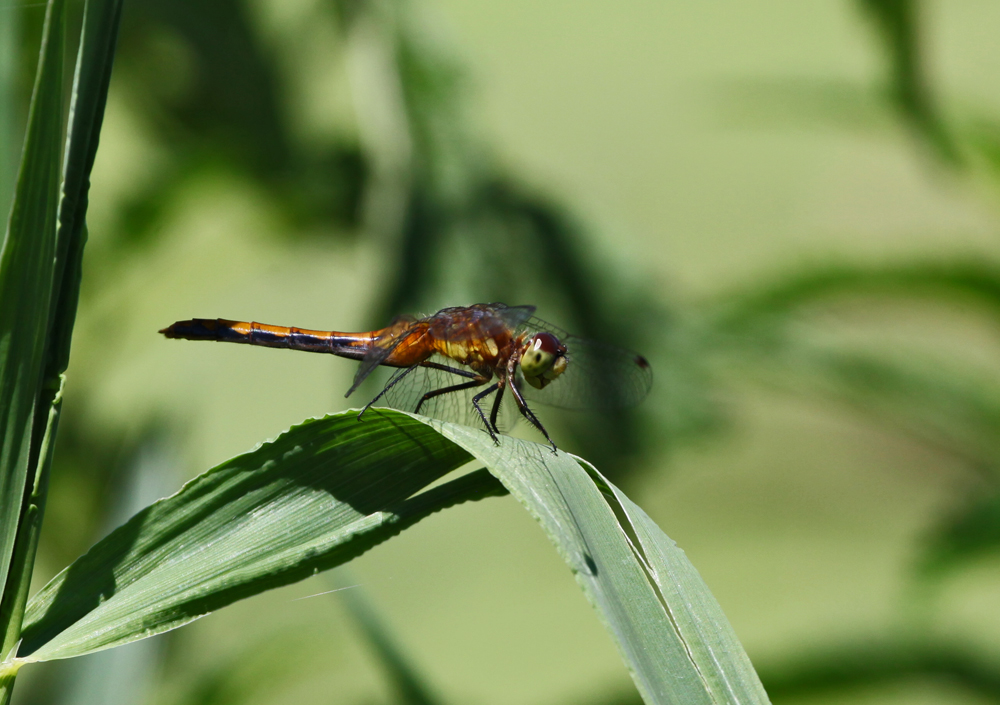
left=359, top=361, right=480, bottom=420
left=488, top=377, right=507, bottom=434
left=414, top=376, right=489, bottom=415
left=471, top=383, right=502, bottom=444
left=358, top=364, right=420, bottom=419
left=508, top=377, right=557, bottom=453
left=411, top=361, right=491, bottom=418
left=419, top=360, right=481, bottom=379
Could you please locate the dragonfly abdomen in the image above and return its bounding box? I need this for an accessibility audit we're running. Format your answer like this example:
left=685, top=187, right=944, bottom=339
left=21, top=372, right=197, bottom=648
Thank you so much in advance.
left=160, top=319, right=371, bottom=359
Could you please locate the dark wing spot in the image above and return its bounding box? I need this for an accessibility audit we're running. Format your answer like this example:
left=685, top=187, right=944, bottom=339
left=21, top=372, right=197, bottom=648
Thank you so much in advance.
left=634, top=355, right=650, bottom=369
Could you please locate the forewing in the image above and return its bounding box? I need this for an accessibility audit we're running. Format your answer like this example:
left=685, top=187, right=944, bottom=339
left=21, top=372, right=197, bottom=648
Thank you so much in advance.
left=519, top=334, right=653, bottom=410
left=493, top=304, right=536, bottom=332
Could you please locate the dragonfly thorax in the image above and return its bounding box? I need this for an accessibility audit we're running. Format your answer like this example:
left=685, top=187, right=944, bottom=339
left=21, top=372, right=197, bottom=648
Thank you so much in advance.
left=520, top=332, right=568, bottom=389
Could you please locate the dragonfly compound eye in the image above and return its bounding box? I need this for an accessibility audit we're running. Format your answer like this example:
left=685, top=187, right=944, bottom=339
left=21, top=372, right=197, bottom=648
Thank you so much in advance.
left=521, top=332, right=567, bottom=388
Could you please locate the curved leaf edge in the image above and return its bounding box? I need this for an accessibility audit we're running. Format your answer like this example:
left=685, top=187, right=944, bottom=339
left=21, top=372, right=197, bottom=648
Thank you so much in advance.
left=17, top=411, right=498, bottom=662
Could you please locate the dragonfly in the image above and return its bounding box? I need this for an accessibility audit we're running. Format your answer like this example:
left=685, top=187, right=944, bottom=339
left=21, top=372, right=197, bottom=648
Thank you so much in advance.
left=160, top=303, right=652, bottom=450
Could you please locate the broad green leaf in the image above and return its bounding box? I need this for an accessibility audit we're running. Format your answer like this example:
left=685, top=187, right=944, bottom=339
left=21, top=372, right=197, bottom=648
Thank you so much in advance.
left=583, top=464, right=770, bottom=704
left=0, top=0, right=66, bottom=626
left=46, top=434, right=177, bottom=705
left=19, top=410, right=767, bottom=704
left=431, top=421, right=770, bottom=705
left=18, top=412, right=490, bottom=661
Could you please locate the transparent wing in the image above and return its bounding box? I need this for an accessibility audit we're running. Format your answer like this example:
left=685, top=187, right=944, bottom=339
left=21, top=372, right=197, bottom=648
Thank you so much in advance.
left=492, top=304, right=536, bottom=332
left=346, top=314, right=419, bottom=397
left=521, top=315, right=571, bottom=340
left=372, top=355, right=520, bottom=433
left=518, top=321, right=653, bottom=410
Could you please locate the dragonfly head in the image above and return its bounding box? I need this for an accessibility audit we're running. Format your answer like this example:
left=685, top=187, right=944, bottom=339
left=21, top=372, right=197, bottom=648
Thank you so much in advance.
left=520, top=332, right=568, bottom=389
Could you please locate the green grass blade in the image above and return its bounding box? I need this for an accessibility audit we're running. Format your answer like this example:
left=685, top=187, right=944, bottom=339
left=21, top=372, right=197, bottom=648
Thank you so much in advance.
left=48, top=0, right=124, bottom=378
left=430, top=421, right=770, bottom=705
left=0, top=0, right=66, bottom=634
left=706, top=260, right=1000, bottom=475
left=709, top=261, right=1000, bottom=331
left=723, top=340, right=1000, bottom=478
left=758, top=638, right=1000, bottom=701
left=17, top=412, right=478, bottom=661
left=855, top=0, right=958, bottom=163
left=0, top=0, right=123, bottom=680
left=0, top=8, right=17, bottom=218
left=337, top=576, right=443, bottom=705
left=919, top=489, right=1000, bottom=578
left=170, top=630, right=327, bottom=705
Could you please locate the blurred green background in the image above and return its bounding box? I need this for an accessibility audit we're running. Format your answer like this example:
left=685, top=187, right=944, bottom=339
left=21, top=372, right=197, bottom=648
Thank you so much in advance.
left=5, top=1, right=1000, bottom=703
